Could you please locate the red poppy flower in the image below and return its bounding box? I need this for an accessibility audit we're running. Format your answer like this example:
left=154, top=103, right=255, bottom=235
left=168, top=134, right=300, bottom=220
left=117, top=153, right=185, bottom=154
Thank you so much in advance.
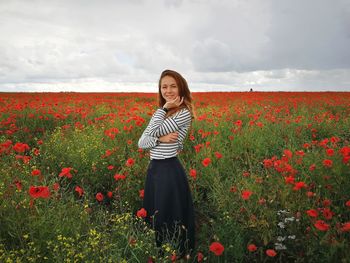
left=242, top=171, right=250, bottom=177
left=322, top=208, right=333, bottom=220
left=326, top=148, right=334, bottom=156
left=28, top=186, right=51, bottom=199
left=314, top=220, right=330, bottom=231
left=283, top=149, right=293, bottom=159
left=202, top=158, right=211, bottom=167
left=309, top=164, right=316, bottom=171
left=14, top=180, right=22, bottom=191
left=126, top=158, right=135, bottom=167
left=323, top=199, right=332, bottom=206
left=293, top=181, right=306, bottom=191
left=247, top=244, right=257, bottom=252
left=263, top=159, right=273, bottom=168
left=53, top=182, right=60, bottom=191
left=190, top=169, right=197, bottom=179
left=209, top=241, right=224, bottom=256
left=75, top=186, right=84, bottom=197
left=241, top=190, right=253, bottom=200
left=215, top=152, right=222, bottom=159
left=107, top=191, right=113, bottom=198
left=137, top=208, right=147, bottom=218
left=114, top=174, right=126, bottom=180
left=322, top=159, right=333, bottom=168
left=266, top=249, right=277, bottom=257
left=139, top=189, right=144, bottom=199
left=197, top=252, right=204, bottom=262
left=96, top=192, right=104, bottom=202
left=31, top=169, right=41, bottom=176
left=306, top=209, right=318, bottom=218
left=59, top=167, right=73, bottom=179
left=345, top=200, right=350, bottom=207
left=340, top=222, right=350, bottom=232
left=13, top=142, right=30, bottom=153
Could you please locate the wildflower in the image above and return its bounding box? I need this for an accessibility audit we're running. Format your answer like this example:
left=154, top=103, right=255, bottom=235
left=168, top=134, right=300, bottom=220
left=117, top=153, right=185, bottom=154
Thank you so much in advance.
left=31, top=169, right=41, bottom=176
left=59, top=167, right=73, bottom=179
left=247, top=244, right=257, bottom=252
left=326, top=148, right=334, bottom=156
left=96, top=192, right=104, bottom=202
left=215, top=152, right=222, bottom=159
left=340, top=222, right=350, bottom=232
left=309, top=164, right=316, bottom=171
left=52, top=183, right=60, bottom=192
left=266, top=249, right=277, bottom=257
left=263, top=159, right=273, bottom=168
left=13, top=142, right=30, bottom=153
left=306, top=209, right=318, bottom=218
left=314, top=220, right=330, bottom=231
left=209, top=241, right=224, bottom=256
left=202, top=158, right=211, bottom=167
left=277, top=236, right=286, bottom=242
left=278, top=222, right=285, bottom=229
left=274, top=243, right=286, bottom=250
left=323, top=199, right=332, bottom=206
left=241, top=190, right=253, bottom=200
left=322, top=159, right=333, bottom=168
left=126, top=158, right=135, bottom=167
left=139, top=189, right=144, bottom=199
left=293, top=181, right=306, bottom=191
left=114, top=174, right=126, bottom=180
left=242, top=171, right=250, bottom=177
left=137, top=208, right=147, bottom=218
left=28, top=186, right=51, bottom=199
left=52, top=182, right=60, bottom=191
left=75, top=186, right=84, bottom=197
left=322, top=208, right=333, bottom=220
left=189, top=169, right=197, bottom=179
left=197, top=252, right=204, bottom=262
left=283, top=149, right=293, bottom=159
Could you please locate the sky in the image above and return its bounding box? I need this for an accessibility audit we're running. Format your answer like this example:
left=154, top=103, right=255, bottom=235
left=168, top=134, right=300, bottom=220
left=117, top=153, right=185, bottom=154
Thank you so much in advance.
left=0, top=0, right=350, bottom=92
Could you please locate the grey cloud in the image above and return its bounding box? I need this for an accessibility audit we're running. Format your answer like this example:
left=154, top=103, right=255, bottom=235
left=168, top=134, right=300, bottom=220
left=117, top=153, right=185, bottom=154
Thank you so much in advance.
left=0, top=0, right=349, bottom=91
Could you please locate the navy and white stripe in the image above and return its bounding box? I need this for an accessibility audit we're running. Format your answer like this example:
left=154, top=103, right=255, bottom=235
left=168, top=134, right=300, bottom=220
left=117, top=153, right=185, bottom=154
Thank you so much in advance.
left=138, top=107, right=192, bottom=160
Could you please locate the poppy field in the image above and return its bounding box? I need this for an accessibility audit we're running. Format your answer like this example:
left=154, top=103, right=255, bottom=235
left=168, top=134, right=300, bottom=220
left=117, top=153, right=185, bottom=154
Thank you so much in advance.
left=0, top=91, right=349, bottom=262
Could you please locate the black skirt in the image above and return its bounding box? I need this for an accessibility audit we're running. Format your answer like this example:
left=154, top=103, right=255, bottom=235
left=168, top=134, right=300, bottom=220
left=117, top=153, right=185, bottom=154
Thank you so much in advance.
left=143, top=156, right=195, bottom=255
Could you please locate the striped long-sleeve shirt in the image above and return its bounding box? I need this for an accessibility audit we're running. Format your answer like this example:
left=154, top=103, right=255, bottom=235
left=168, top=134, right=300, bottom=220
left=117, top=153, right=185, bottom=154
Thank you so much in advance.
left=138, top=107, right=192, bottom=160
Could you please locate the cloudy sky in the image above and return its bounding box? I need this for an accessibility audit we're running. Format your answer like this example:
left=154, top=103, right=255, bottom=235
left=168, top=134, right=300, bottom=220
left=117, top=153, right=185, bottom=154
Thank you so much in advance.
left=1, top=0, right=350, bottom=92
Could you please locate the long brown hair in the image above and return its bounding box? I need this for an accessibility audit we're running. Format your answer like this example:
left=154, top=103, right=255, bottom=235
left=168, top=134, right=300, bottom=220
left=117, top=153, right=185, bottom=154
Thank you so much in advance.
left=157, top=69, right=196, bottom=120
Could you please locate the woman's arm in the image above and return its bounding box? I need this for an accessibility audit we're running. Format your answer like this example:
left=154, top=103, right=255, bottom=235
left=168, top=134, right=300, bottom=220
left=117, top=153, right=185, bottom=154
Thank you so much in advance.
left=137, top=126, right=159, bottom=150
left=146, top=108, right=192, bottom=137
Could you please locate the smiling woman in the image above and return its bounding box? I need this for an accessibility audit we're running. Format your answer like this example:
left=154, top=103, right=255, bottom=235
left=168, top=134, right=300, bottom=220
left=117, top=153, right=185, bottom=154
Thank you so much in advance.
left=138, top=69, right=196, bottom=260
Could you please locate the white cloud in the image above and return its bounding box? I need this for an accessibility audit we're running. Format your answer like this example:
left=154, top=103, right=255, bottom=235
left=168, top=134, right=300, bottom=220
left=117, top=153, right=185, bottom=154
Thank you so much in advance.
left=0, top=0, right=349, bottom=92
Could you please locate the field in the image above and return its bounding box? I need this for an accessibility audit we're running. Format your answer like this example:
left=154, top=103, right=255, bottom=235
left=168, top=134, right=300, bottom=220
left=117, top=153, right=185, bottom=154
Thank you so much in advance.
left=0, top=91, right=349, bottom=262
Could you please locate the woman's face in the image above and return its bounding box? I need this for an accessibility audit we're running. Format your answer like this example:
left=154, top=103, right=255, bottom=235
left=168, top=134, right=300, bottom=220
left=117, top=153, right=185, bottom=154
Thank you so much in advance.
left=160, top=75, right=179, bottom=102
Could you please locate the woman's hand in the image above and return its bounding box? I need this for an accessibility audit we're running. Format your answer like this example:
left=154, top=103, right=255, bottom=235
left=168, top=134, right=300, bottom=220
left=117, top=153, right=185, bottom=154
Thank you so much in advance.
left=164, top=96, right=184, bottom=109
left=159, top=132, right=178, bottom=143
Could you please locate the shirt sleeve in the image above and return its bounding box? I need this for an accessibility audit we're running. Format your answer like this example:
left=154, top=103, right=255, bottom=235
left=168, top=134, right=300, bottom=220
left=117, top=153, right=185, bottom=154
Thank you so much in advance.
left=177, top=128, right=188, bottom=151
left=137, top=126, right=159, bottom=150
left=146, top=108, right=192, bottom=137
left=137, top=107, right=192, bottom=151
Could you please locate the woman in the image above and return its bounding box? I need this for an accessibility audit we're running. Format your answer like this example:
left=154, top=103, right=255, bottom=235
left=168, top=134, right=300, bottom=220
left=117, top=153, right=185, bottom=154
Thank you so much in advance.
left=138, top=69, right=196, bottom=260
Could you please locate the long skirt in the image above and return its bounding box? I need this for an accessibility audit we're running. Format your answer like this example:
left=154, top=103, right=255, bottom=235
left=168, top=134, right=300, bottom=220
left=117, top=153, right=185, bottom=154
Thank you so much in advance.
left=143, top=156, right=195, bottom=256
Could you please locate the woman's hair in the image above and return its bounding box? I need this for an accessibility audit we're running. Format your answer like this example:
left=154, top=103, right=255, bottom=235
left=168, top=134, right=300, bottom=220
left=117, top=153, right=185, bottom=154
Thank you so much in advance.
left=157, top=69, right=196, bottom=120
